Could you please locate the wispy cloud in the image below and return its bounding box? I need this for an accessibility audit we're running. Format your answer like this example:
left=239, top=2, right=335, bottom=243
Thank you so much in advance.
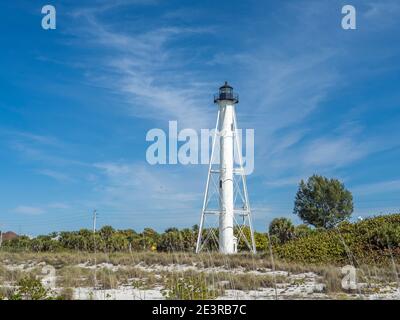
left=35, top=169, right=74, bottom=183
left=1, top=129, right=87, bottom=168
left=70, top=0, right=158, bottom=18
left=10, top=131, right=60, bottom=146
left=67, top=7, right=215, bottom=129
left=87, top=161, right=206, bottom=229
left=47, top=202, right=70, bottom=210
left=364, top=0, right=400, bottom=29
left=14, top=206, right=45, bottom=215
left=93, top=161, right=201, bottom=211
left=352, top=179, right=400, bottom=196
left=264, top=176, right=305, bottom=188
left=302, top=136, right=365, bottom=168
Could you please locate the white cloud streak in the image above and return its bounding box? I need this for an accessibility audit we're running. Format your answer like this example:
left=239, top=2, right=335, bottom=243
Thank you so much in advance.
left=14, top=206, right=45, bottom=215
left=352, top=179, right=400, bottom=196
left=93, top=162, right=202, bottom=214
left=67, top=9, right=215, bottom=129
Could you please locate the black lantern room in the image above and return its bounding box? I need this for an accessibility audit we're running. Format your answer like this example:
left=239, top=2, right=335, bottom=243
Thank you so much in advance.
left=214, top=81, right=239, bottom=104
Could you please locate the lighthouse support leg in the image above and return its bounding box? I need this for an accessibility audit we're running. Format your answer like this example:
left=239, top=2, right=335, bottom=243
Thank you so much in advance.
left=196, top=111, right=220, bottom=253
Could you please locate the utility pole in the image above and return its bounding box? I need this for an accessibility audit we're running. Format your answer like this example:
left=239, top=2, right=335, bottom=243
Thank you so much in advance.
left=92, top=210, right=98, bottom=290
left=93, top=210, right=97, bottom=234
left=0, top=224, right=3, bottom=248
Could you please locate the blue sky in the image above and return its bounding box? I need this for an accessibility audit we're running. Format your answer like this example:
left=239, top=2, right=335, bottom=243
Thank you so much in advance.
left=0, top=0, right=400, bottom=235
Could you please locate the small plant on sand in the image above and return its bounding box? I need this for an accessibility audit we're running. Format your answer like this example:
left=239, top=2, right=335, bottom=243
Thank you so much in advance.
left=10, top=276, right=57, bottom=300
left=132, top=279, right=147, bottom=290
left=162, top=274, right=219, bottom=300
left=88, top=291, right=95, bottom=300
left=59, top=287, right=74, bottom=300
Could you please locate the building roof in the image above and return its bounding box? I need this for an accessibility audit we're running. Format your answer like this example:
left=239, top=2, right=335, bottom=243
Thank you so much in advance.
left=1, top=231, right=18, bottom=241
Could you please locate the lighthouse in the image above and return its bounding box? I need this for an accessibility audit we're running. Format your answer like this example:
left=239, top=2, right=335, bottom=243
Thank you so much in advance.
left=196, top=82, right=256, bottom=254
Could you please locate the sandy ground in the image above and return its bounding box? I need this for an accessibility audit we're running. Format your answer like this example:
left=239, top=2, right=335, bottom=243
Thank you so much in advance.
left=2, top=260, right=400, bottom=300
left=73, top=286, right=164, bottom=300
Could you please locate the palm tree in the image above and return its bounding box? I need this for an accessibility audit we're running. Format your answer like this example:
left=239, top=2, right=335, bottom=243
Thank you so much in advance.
left=268, top=218, right=295, bottom=244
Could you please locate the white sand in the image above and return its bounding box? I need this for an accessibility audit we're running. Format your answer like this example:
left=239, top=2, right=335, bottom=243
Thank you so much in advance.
left=2, top=260, right=399, bottom=300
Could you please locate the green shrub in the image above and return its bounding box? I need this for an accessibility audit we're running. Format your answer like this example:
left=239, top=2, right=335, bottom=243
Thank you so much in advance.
left=274, top=214, right=400, bottom=265
left=294, top=224, right=314, bottom=239
left=10, top=276, right=56, bottom=300
left=275, top=230, right=347, bottom=264
left=162, top=274, right=219, bottom=300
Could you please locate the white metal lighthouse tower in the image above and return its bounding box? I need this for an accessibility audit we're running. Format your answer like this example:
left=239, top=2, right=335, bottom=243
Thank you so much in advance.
left=196, top=82, right=256, bottom=254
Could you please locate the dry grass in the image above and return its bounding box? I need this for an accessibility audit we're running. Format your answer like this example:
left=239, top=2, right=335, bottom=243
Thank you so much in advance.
left=59, top=287, right=74, bottom=300
left=321, top=266, right=342, bottom=293
left=1, top=251, right=398, bottom=299
left=0, top=264, right=29, bottom=285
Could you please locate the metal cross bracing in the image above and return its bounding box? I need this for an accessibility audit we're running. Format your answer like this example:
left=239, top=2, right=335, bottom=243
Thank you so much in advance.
left=196, top=101, right=256, bottom=254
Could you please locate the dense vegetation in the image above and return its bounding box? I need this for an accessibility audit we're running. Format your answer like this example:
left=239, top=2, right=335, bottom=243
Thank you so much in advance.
left=0, top=225, right=268, bottom=253
left=275, top=214, right=400, bottom=265
left=1, top=214, right=399, bottom=266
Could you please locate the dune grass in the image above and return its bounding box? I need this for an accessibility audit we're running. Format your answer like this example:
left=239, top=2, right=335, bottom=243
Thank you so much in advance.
left=1, top=251, right=398, bottom=300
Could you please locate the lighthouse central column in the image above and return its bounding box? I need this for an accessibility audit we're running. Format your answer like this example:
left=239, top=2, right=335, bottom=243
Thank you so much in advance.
left=219, top=102, right=235, bottom=254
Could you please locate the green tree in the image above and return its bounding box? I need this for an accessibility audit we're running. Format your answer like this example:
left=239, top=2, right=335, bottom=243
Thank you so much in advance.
left=294, top=175, right=353, bottom=229
left=294, top=224, right=313, bottom=239
left=158, top=230, right=181, bottom=252
left=99, top=226, right=115, bottom=241
left=268, top=218, right=295, bottom=244
left=140, top=228, right=159, bottom=250
left=99, top=226, right=115, bottom=251
left=110, top=233, right=129, bottom=251
left=179, top=228, right=196, bottom=251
